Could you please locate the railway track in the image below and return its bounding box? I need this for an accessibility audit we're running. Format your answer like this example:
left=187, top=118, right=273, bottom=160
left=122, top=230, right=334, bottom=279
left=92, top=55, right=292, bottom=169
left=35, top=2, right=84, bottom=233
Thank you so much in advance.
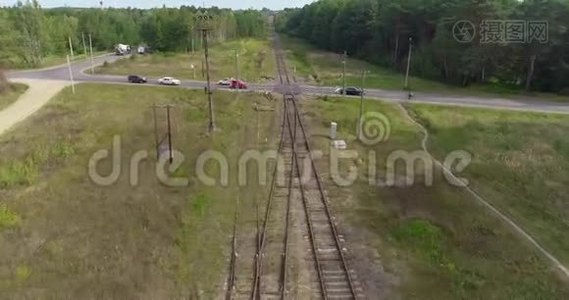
left=226, top=33, right=362, bottom=299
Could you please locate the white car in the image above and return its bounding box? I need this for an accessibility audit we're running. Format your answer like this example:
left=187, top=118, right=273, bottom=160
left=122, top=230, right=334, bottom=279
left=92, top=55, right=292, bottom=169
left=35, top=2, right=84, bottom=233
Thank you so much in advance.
left=217, top=78, right=232, bottom=86
left=158, top=77, right=181, bottom=86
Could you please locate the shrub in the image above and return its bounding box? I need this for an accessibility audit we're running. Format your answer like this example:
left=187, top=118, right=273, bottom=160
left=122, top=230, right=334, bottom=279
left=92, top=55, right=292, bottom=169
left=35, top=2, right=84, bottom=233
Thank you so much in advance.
left=0, top=203, right=21, bottom=230
left=0, top=68, right=8, bottom=94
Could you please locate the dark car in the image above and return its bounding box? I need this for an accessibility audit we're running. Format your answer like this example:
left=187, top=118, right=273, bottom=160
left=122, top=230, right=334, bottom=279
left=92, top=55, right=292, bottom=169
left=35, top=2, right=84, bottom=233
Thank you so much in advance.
left=128, top=75, right=147, bottom=83
left=335, top=87, right=364, bottom=96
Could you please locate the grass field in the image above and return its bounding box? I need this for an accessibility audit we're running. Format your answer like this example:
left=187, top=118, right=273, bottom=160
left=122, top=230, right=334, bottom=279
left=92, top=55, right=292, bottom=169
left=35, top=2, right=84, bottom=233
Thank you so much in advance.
left=97, top=39, right=276, bottom=84
left=410, top=105, right=569, bottom=267
left=301, top=96, right=569, bottom=298
left=0, top=83, right=279, bottom=298
left=282, top=36, right=569, bottom=102
left=8, top=52, right=107, bottom=70
left=0, top=83, right=28, bottom=111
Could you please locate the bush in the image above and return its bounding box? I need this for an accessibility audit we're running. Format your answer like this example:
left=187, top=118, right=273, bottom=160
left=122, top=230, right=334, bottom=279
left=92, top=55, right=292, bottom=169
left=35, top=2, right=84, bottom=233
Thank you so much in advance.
left=0, top=203, right=21, bottom=230
left=0, top=68, right=8, bottom=94
left=558, top=88, right=569, bottom=96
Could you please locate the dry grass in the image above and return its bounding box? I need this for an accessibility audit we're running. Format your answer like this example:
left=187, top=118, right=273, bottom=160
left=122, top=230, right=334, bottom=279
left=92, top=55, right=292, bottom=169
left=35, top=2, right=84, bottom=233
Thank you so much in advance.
left=409, top=104, right=569, bottom=266
left=0, top=69, right=7, bottom=93
left=301, top=96, right=569, bottom=298
left=0, top=83, right=28, bottom=111
left=0, top=83, right=279, bottom=298
left=97, top=39, right=276, bottom=84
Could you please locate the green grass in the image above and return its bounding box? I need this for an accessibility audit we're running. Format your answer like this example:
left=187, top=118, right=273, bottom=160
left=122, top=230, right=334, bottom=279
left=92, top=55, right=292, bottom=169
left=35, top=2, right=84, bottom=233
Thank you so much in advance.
left=282, top=36, right=569, bottom=102
left=0, top=83, right=279, bottom=298
left=0, top=203, right=20, bottom=230
left=410, top=104, right=569, bottom=267
left=0, top=83, right=28, bottom=111
left=14, top=265, right=31, bottom=282
left=97, top=39, right=276, bottom=83
left=302, top=96, right=569, bottom=298
left=9, top=52, right=107, bottom=70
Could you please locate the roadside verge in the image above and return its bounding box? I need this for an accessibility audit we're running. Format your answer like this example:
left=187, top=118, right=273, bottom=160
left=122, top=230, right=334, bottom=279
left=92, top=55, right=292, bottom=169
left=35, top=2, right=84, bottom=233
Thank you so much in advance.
left=0, top=79, right=69, bottom=136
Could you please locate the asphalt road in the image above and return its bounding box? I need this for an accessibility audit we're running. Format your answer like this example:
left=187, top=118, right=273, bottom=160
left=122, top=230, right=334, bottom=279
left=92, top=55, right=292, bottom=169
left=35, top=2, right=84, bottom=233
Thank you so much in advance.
left=8, top=54, right=569, bottom=114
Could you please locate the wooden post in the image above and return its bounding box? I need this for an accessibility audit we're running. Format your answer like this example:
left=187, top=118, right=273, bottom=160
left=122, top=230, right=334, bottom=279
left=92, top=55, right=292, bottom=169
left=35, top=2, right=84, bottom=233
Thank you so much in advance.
left=153, top=105, right=159, bottom=159
left=89, top=34, right=95, bottom=74
left=203, top=29, right=215, bottom=132
left=166, top=105, right=173, bottom=163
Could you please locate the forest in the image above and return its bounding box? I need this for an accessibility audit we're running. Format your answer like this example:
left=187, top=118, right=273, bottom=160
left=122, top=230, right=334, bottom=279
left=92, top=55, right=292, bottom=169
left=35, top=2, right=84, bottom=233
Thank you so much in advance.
left=276, top=0, right=569, bottom=93
left=0, top=0, right=267, bottom=68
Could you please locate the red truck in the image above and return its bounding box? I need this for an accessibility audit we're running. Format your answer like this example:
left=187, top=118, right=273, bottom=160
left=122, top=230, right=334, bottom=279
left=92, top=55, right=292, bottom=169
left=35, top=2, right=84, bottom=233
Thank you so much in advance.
left=230, top=79, right=248, bottom=89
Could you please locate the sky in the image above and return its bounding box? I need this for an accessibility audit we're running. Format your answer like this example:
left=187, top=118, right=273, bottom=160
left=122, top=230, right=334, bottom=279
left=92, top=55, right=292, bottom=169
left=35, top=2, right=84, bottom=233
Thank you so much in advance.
left=3, top=0, right=316, bottom=10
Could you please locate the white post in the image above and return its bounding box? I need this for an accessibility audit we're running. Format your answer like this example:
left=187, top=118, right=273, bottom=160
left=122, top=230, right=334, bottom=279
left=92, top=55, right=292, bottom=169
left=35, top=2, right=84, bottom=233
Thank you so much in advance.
left=68, top=36, right=74, bottom=59
left=404, top=37, right=413, bottom=90
left=330, top=122, right=337, bottom=140
left=342, top=50, right=347, bottom=96
left=67, top=55, right=75, bottom=94
left=89, top=34, right=94, bottom=74
left=82, top=33, right=88, bottom=58
left=358, top=70, right=367, bottom=140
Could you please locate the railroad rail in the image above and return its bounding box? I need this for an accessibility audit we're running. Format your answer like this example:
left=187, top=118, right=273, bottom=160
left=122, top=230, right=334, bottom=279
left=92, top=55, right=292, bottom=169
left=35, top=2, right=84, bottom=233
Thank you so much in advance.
left=226, top=32, right=361, bottom=300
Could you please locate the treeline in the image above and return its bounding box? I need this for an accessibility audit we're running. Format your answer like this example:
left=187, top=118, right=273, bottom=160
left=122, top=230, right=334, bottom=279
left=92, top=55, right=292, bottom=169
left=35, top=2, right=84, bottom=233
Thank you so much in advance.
left=0, top=0, right=267, bottom=68
left=277, top=0, right=569, bottom=93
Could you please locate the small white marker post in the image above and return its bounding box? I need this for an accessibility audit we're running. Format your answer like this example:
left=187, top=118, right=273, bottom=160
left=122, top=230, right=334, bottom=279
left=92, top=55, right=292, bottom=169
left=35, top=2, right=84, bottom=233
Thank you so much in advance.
left=330, top=122, right=337, bottom=140
left=68, top=36, right=74, bottom=59
left=67, top=55, right=75, bottom=94
left=89, top=33, right=94, bottom=74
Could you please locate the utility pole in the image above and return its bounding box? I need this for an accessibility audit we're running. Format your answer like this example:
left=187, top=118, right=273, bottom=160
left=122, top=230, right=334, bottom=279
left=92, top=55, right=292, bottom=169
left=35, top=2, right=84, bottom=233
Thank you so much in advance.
left=66, top=55, right=75, bottom=94
left=89, top=33, right=95, bottom=74
left=235, top=49, right=240, bottom=80
left=342, top=50, right=347, bottom=96
left=68, top=37, right=74, bottom=59
left=404, top=37, right=413, bottom=90
left=357, top=70, right=368, bottom=140
left=152, top=104, right=174, bottom=163
left=82, top=33, right=88, bottom=58
left=198, top=10, right=215, bottom=133
left=166, top=105, right=173, bottom=164
left=191, top=31, right=195, bottom=53
left=152, top=105, right=159, bottom=159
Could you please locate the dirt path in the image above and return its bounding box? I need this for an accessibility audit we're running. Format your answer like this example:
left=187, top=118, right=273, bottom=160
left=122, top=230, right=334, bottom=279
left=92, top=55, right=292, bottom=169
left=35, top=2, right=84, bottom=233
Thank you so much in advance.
left=0, top=79, right=69, bottom=136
